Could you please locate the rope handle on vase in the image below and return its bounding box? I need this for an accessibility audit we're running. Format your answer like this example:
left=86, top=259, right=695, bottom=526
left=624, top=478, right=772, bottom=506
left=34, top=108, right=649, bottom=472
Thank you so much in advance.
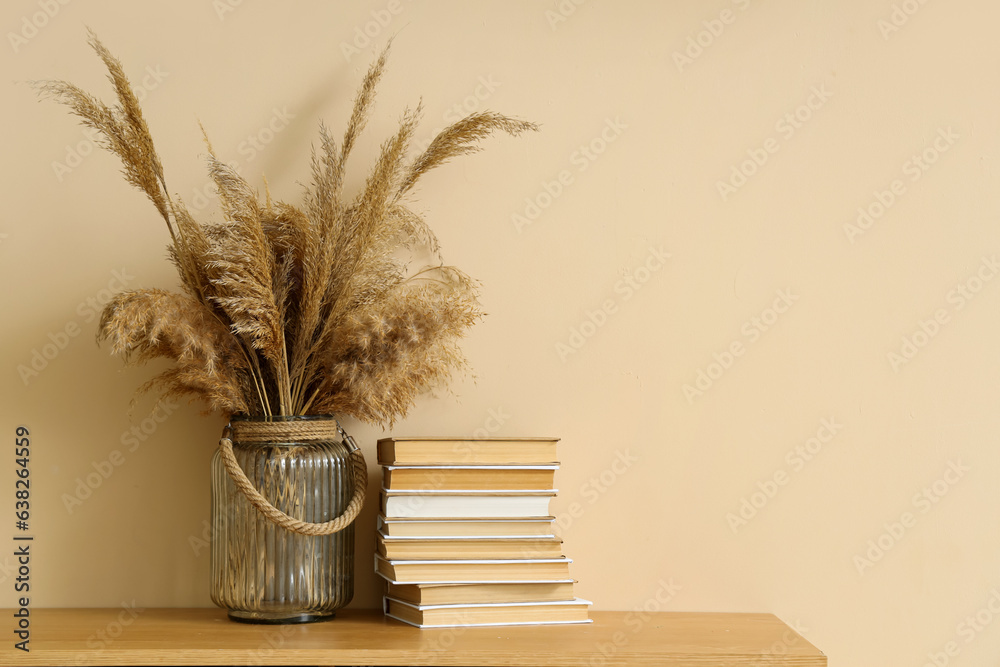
left=217, top=420, right=367, bottom=536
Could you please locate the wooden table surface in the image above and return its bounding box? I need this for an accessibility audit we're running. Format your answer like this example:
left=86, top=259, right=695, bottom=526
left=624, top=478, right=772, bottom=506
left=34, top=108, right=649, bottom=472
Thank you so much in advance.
left=2, top=607, right=826, bottom=666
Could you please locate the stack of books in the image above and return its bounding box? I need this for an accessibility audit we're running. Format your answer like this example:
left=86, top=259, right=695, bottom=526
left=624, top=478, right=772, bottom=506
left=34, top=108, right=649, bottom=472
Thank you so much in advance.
left=375, top=436, right=592, bottom=628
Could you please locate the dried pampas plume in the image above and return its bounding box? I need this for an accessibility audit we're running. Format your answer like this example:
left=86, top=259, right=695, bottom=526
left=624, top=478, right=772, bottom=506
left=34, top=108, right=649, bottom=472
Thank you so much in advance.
left=35, top=31, right=538, bottom=424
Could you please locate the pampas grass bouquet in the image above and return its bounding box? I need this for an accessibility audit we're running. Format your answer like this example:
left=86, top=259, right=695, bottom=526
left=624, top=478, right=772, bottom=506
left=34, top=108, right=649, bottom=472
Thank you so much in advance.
left=35, top=31, right=537, bottom=426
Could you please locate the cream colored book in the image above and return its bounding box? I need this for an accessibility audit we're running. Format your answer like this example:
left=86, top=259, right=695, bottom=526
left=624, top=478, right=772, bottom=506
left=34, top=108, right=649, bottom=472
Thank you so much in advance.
left=377, top=534, right=563, bottom=560
left=374, top=554, right=573, bottom=584
left=384, top=596, right=592, bottom=628
left=377, top=437, right=559, bottom=465
left=383, top=465, right=558, bottom=491
left=379, top=490, right=555, bottom=519
left=377, top=515, right=556, bottom=538
left=385, top=580, right=577, bottom=606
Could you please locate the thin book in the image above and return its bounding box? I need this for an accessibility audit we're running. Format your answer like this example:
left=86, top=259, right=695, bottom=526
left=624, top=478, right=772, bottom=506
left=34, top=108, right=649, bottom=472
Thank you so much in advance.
left=384, top=596, right=592, bottom=628
left=382, top=464, right=558, bottom=491
left=377, top=515, right=556, bottom=538
left=377, top=534, right=564, bottom=560
left=378, top=437, right=559, bottom=465
left=384, top=580, right=578, bottom=606
left=380, top=490, right=555, bottom=519
left=375, top=554, right=573, bottom=584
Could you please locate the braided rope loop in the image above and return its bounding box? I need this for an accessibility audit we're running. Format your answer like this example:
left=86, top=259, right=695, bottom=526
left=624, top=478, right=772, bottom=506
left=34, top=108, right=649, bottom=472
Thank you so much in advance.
left=218, top=418, right=367, bottom=536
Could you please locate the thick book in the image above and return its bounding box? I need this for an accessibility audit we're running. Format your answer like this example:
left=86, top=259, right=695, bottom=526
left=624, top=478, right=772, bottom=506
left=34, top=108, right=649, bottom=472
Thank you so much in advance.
left=377, top=437, right=559, bottom=465
left=384, top=596, right=592, bottom=628
left=380, top=490, right=555, bottom=519
left=374, top=554, right=573, bottom=584
left=385, top=580, right=577, bottom=606
left=383, top=465, right=558, bottom=492
left=377, top=535, right=564, bottom=560
left=377, top=515, right=556, bottom=538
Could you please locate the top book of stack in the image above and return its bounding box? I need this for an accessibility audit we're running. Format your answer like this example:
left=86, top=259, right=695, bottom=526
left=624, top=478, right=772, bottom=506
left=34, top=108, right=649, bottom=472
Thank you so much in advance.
left=377, top=437, right=560, bottom=465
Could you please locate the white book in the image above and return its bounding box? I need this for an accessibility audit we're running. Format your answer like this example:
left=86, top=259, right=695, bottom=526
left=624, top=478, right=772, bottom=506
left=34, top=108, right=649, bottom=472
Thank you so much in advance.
left=377, top=527, right=556, bottom=541
left=380, top=490, right=554, bottom=519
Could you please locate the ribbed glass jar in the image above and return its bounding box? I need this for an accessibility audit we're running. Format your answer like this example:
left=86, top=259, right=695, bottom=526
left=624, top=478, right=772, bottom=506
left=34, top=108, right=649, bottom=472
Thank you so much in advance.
left=210, top=415, right=354, bottom=623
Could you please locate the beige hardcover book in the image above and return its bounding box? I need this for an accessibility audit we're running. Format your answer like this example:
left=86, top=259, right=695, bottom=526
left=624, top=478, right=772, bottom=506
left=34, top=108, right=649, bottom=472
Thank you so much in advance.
left=384, top=580, right=577, bottom=606
left=384, top=596, right=592, bottom=628
left=383, top=465, right=557, bottom=491
left=377, top=515, right=556, bottom=538
left=377, top=535, right=563, bottom=560
left=377, top=437, right=559, bottom=465
left=379, top=490, right=555, bottom=519
left=374, top=555, right=573, bottom=584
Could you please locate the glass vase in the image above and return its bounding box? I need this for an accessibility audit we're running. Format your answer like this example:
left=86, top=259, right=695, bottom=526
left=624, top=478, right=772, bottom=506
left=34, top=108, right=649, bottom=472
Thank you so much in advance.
left=210, top=415, right=355, bottom=623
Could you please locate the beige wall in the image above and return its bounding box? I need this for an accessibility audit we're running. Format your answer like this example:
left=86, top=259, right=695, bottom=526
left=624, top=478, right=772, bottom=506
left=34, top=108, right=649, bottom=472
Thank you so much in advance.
left=3, top=0, right=1000, bottom=662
